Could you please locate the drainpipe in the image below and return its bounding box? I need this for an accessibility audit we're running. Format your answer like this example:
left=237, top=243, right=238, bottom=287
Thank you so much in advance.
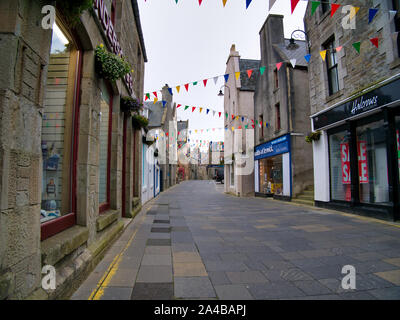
left=286, top=65, right=293, bottom=133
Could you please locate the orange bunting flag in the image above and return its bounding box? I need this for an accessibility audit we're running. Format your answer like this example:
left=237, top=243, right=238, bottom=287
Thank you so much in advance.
left=203, top=79, right=208, bottom=87
left=320, top=50, right=327, bottom=61
left=276, top=62, right=283, bottom=70
left=199, top=108, right=203, bottom=113
left=247, top=69, right=253, bottom=78
left=222, top=0, right=227, bottom=7
left=350, top=6, right=360, bottom=19
left=235, top=72, right=241, bottom=80
left=176, top=85, right=180, bottom=93
left=331, top=4, right=340, bottom=17
left=370, top=37, right=379, bottom=48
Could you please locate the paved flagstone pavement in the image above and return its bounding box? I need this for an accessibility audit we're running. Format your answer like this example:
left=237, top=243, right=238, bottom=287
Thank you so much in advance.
left=71, top=180, right=400, bottom=300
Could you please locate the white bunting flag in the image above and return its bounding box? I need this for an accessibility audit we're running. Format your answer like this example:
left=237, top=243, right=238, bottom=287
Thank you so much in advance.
left=389, top=10, right=397, bottom=22
left=290, top=59, right=297, bottom=68
left=213, top=76, right=219, bottom=85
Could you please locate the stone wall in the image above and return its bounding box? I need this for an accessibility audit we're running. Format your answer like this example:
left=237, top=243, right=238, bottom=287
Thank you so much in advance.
left=304, top=0, right=400, bottom=116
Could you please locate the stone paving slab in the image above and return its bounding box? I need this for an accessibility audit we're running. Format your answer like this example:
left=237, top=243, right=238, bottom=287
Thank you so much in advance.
left=71, top=181, right=400, bottom=300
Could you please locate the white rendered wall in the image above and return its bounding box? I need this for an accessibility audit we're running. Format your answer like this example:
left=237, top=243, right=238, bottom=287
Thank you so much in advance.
left=312, top=129, right=330, bottom=202
left=283, top=153, right=291, bottom=197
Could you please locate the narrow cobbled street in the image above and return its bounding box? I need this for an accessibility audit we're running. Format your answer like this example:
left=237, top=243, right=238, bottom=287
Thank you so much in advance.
left=72, top=181, right=400, bottom=300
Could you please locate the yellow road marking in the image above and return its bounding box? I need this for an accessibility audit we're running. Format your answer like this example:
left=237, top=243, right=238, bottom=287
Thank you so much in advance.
left=88, top=210, right=148, bottom=300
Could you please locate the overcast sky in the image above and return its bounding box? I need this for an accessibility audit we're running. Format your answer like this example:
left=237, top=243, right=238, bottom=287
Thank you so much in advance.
left=137, top=0, right=308, bottom=146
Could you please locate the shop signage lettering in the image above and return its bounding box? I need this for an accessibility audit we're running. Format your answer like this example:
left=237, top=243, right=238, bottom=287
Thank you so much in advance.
left=350, top=96, right=378, bottom=115
left=312, top=77, right=400, bottom=130
left=255, top=134, right=289, bottom=160
left=93, top=0, right=134, bottom=95
left=340, top=141, right=369, bottom=185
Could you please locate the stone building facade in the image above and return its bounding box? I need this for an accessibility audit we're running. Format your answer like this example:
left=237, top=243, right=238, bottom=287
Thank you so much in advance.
left=305, top=0, right=400, bottom=220
left=223, top=45, right=258, bottom=197
left=253, top=14, right=313, bottom=201
left=0, top=0, right=147, bottom=299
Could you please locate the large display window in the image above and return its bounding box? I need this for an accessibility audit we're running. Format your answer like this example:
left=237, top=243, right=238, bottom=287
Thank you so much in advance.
left=258, top=155, right=283, bottom=195
left=41, top=19, right=82, bottom=240
left=329, top=129, right=351, bottom=201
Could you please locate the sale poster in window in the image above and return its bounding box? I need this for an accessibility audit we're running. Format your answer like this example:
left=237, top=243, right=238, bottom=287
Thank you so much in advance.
left=340, top=143, right=351, bottom=184
left=357, top=141, right=369, bottom=184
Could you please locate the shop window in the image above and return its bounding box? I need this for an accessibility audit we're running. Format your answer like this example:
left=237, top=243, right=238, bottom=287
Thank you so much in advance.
left=41, top=20, right=81, bottom=239
left=258, top=155, right=283, bottom=196
left=329, top=130, right=351, bottom=201
left=323, top=37, right=339, bottom=96
left=356, top=120, right=389, bottom=204
left=274, top=69, right=279, bottom=89
left=275, top=103, right=281, bottom=131
left=99, top=81, right=112, bottom=212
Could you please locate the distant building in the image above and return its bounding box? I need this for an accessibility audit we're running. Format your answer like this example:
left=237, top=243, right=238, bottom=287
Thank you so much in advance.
left=177, top=120, right=191, bottom=182
left=253, top=14, right=313, bottom=202
left=223, top=45, right=259, bottom=197
left=305, top=0, right=400, bottom=221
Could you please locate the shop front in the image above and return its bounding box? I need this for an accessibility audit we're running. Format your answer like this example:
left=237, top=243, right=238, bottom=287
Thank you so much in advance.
left=254, top=134, right=292, bottom=200
left=311, top=74, right=400, bottom=221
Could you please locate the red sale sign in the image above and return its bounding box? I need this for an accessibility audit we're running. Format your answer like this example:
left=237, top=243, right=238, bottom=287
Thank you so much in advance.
left=341, top=143, right=351, bottom=184
left=357, top=141, right=369, bottom=184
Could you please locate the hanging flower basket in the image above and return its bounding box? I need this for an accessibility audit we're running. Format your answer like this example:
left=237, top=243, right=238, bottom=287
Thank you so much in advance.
left=56, top=0, right=92, bottom=26
left=132, top=114, right=149, bottom=130
left=305, top=131, right=321, bottom=143
left=95, top=45, right=132, bottom=82
left=120, top=96, right=143, bottom=114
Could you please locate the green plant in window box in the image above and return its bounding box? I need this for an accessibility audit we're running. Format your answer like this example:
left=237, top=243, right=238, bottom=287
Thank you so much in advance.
left=120, top=96, right=143, bottom=114
left=56, top=0, right=93, bottom=26
left=132, top=114, right=149, bottom=129
left=305, top=131, right=321, bottom=143
left=95, top=44, right=132, bottom=82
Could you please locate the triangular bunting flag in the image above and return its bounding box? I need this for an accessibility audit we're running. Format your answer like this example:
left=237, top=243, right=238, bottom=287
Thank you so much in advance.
left=153, top=92, right=158, bottom=98
left=184, top=105, right=189, bottom=110
left=219, top=112, right=222, bottom=118
left=199, top=108, right=203, bottom=113
left=350, top=6, right=360, bottom=20
left=162, top=100, right=167, bottom=107
left=276, top=62, right=283, bottom=70
left=145, top=93, right=150, bottom=101
left=192, top=107, right=196, bottom=112
left=184, top=84, right=189, bottom=91
left=176, top=85, right=180, bottom=93
left=213, top=76, right=219, bottom=85
left=235, top=72, right=241, bottom=80
left=247, top=69, right=253, bottom=78
left=290, top=59, right=296, bottom=68
left=177, top=104, right=181, bottom=108
left=368, top=8, right=379, bottom=24
left=336, top=46, right=343, bottom=52
left=213, top=110, right=216, bottom=116
left=370, top=37, right=379, bottom=48
left=224, top=74, right=229, bottom=82
left=203, top=79, right=208, bottom=87
left=232, top=115, right=235, bottom=120
left=168, top=88, right=173, bottom=95
left=331, top=4, right=340, bottom=17
left=260, top=66, right=266, bottom=75
left=389, top=10, right=397, bottom=23
left=206, top=109, right=210, bottom=114
left=320, top=50, right=327, bottom=61
left=291, top=0, right=300, bottom=14
left=225, top=112, right=228, bottom=118
left=222, top=0, right=227, bottom=7
left=154, top=98, right=158, bottom=104
left=198, top=0, right=202, bottom=6
left=311, top=1, right=320, bottom=16
left=304, top=54, right=311, bottom=63
left=246, top=0, right=252, bottom=9
left=352, top=42, right=361, bottom=53
left=193, top=81, right=198, bottom=86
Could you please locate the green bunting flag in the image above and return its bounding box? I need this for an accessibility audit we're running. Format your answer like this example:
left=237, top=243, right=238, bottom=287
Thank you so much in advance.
left=352, top=42, right=361, bottom=53
left=184, top=105, right=189, bottom=110
left=311, top=1, right=320, bottom=16
left=260, top=66, right=266, bottom=75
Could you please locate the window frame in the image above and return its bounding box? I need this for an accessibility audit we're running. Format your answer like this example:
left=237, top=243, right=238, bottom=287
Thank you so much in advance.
left=274, top=69, right=279, bottom=89
left=99, top=81, right=113, bottom=214
left=323, top=37, right=339, bottom=96
left=40, top=17, right=83, bottom=241
left=275, top=103, right=281, bottom=131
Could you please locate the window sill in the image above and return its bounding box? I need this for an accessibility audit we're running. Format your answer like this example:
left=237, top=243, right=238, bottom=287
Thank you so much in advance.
left=96, top=209, right=119, bottom=232
left=41, top=225, right=89, bottom=266
left=390, top=57, right=400, bottom=70
left=325, top=90, right=343, bottom=103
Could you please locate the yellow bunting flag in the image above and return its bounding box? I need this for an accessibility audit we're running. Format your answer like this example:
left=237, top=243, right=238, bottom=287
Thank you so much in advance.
left=231, top=127, right=234, bottom=131
left=222, top=0, right=227, bottom=7
left=176, top=85, right=180, bottom=93
left=199, top=108, right=203, bottom=113
left=235, top=72, right=241, bottom=80
left=350, top=6, right=360, bottom=19
left=154, top=98, right=158, bottom=104
left=320, top=50, right=327, bottom=61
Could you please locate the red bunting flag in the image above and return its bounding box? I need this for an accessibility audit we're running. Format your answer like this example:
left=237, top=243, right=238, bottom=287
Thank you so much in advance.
left=370, top=37, right=379, bottom=48
left=192, top=107, right=196, bottom=112
left=203, top=79, right=208, bottom=87
left=232, top=115, right=235, bottom=120
left=185, top=83, right=189, bottom=91
left=177, top=104, right=182, bottom=108
left=198, top=0, right=202, bottom=5
left=247, top=69, right=253, bottom=78
left=218, top=112, right=221, bottom=117
left=276, top=62, right=283, bottom=70
left=252, top=124, right=255, bottom=129
left=153, top=92, right=158, bottom=98
left=331, top=4, right=340, bottom=17
left=291, top=0, right=300, bottom=14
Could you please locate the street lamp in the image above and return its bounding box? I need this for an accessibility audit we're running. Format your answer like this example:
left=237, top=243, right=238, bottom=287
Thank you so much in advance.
left=217, top=85, right=230, bottom=99
left=286, top=29, right=310, bottom=54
